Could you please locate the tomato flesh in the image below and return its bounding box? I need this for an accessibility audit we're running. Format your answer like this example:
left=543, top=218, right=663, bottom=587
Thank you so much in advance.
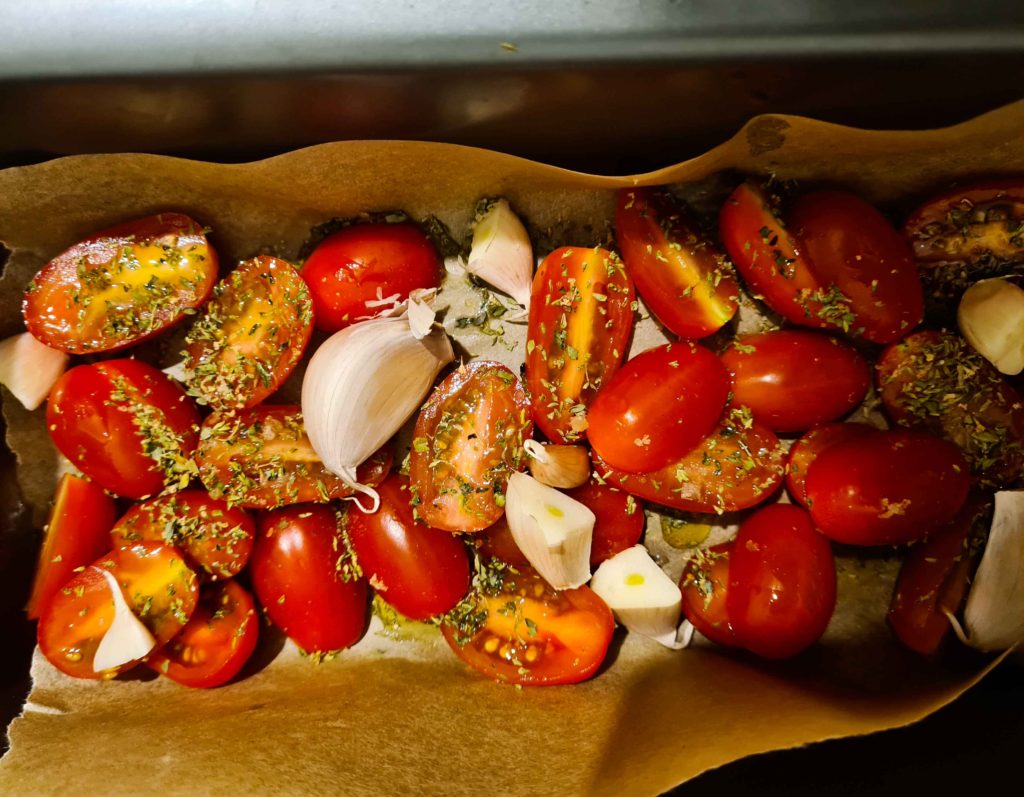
left=679, top=544, right=736, bottom=647
left=785, top=423, right=876, bottom=508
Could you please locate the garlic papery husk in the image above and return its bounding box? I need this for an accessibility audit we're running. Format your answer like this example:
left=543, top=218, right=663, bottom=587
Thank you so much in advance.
left=505, top=471, right=594, bottom=590
left=467, top=198, right=533, bottom=308
left=0, top=332, right=69, bottom=410
left=92, top=568, right=157, bottom=673
left=301, top=308, right=454, bottom=512
left=590, top=545, right=687, bottom=649
left=961, top=490, right=1024, bottom=651
left=958, top=278, right=1024, bottom=375
left=524, top=439, right=590, bottom=489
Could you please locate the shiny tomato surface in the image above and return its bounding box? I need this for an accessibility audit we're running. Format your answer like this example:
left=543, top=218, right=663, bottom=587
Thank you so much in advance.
left=680, top=544, right=737, bottom=647
left=785, top=422, right=876, bottom=508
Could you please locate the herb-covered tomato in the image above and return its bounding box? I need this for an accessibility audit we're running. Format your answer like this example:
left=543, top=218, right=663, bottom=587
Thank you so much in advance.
left=47, top=359, right=201, bottom=499
left=616, top=187, right=738, bottom=338
left=409, top=361, right=531, bottom=533
left=525, top=246, right=634, bottom=443
left=679, top=544, right=736, bottom=647
left=785, top=422, right=876, bottom=508
left=23, top=213, right=217, bottom=354
left=567, top=482, right=645, bottom=566
left=184, top=256, right=314, bottom=410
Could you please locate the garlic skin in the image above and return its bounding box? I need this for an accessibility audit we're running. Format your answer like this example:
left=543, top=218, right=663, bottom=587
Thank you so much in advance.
left=505, top=472, right=594, bottom=590
left=467, top=198, right=533, bottom=308
left=0, top=332, right=69, bottom=410
left=92, top=568, right=157, bottom=673
left=524, top=440, right=590, bottom=489
left=958, top=278, right=1024, bottom=375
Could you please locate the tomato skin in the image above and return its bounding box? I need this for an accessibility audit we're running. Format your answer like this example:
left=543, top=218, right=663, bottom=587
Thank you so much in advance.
left=616, top=188, right=738, bottom=338
left=721, top=330, right=870, bottom=433
left=410, top=361, right=532, bottom=533
left=525, top=246, right=635, bottom=443
left=586, top=342, right=729, bottom=473
left=726, top=504, right=836, bottom=660
left=785, top=423, right=876, bottom=508
left=26, top=474, right=118, bottom=620
left=566, top=482, right=645, bottom=566
left=301, top=222, right=441, bottom=332
left=346, top=474, right=470, bottom=620
left=23, top=213, right=217, bottom=354
left=805, top=430, right=970, bottom=546
left=47, top=359, right=201, bottom=499
left=679, top=544, right=737, bottom=647
left=251, top=505, right=368, bottom=654
left=474, top=517, right=529, bottom=567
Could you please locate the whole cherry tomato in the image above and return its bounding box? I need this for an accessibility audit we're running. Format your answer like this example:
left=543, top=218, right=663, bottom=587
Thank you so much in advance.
left=679, top=544, right=736, bottom=647
left=567, top=481, right=645, bottom=566
left=785, top=422, right=876, bottom=508
left=474, top=517, right=529, bottom=567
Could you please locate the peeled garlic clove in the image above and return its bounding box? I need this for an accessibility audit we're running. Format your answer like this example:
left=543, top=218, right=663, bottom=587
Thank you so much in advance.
left=92, top=568, right=157, bottom=673
left=0, top=332, right=69, bottom=410
left=958, top=278, right=1024, bottom=375
left=590, top=545, right=685, bottom=649
left=524, top=439, right=590, bottom=489
left=505, top=472, right=594, bottom=590
left=467, top=198, right=533, bottom=308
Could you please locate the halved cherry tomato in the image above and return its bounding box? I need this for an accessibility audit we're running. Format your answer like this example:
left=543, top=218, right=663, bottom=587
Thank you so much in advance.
left=586, top=342, right=729, bottom=473
left=195, top=405, right=391, bottom=509
left=47, top=359, right=201, bottom=499
left=26, top=474, right=118, bottom=620
left=726, top=504, right=836, bottom=660
left=805, top=430, right=970, bottom=546
left=251, top=505, right=368, bottom=654
left=110, top=490, right=255, bottom=580
left=567, top=482, right=645, bottom=566
left=616, top=187, right=738, bottom=338
left=23, top=213, right=217, bottom=354
left=409, top=361, right=532, bottom=533
left=147, top=579, right=259, bottom=688
left=525, top=246, right=634, bottom=443
left=37, top=542, right=198, bottom=679
left=441, top=565, right=614, bottom=686
left=346, top=474, right=470, bottom=620
left=301, top=222, right=441, bottom=332
left=720, top=330, right=870, bottom=433
left=785, top=423, right=876, bottom=508
left=184, top=256, right=314, bottom=410
left=679, top=544, right=736, bottom=647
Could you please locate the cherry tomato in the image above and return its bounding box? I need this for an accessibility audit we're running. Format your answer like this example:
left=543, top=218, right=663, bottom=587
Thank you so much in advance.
left=525, top=246, right=635, bottom=443
left=251, top=505, right=368, bottom=654
left=23, top=213, right=217, bottom=354
left=184, top=256, right=314, bottom=410
left=720, top=330, right=870, bottom=433
left=110, top=490, right=255, bottom=580
left=147, top=579, right=259, bottom=688
left=196, top=405, right=391, bottom=509
left=805, top=430, right=970, bottom=546
left=679, top=544, right=736, bottom=647
left=47, top=359, right=201, bottom=499
left=785, top=423, right=876, bottom=508
left=474, top=517, right=530, bottom=567
left=441, top=565, right=614, bottom=686
left=586, top=342, right=729, bottom=473
left=37, top=542, right=198, bottom=679
left=301, top=222, right=441, bottom=332
left=26, top=474, right=118, bottom=620
left=346, top=474, right=470, bottom=620
left=566, top=482, right=645, bottom=566
left=726, top=504, right=836, bottom=659
left=616, top=187, right=738, bottom=338
left=410, top=361, right=532, bottom=533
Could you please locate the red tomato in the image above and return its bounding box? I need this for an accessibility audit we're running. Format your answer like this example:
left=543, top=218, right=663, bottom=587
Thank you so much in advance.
left=251, top=505, right=368, bottom=653
left=526, top=246, right=635, bottom=443
left=26, top=474, right=118, bottom=620
left=586, top=342, right=729, bottom=473
left=679, top=544, right=736, bottom=647
left=346, top=474, right=470, bottom=620
left=726, top=504, right=836, bottom=659
left=616, top=187, right=738, bottom=338
left=805, top=430, right=970, bottom=546
left=110, top=490, right=255, bottom=580
left=720, top=330, right=870, bottom=433
left=301, top=222, right=441, bottom=332
left=195, top=405, right=391, bottom=509
left=785, top=423, right=876, bottom=508
left=147, top=579, right=259, bottom=688
left=566, top=482, right=645, bottom=566
left=47, top=359, right=201, bottom=499
left=23, top=213, right=217, bottom=354
left=441, top=565, right=614, bottom=686
left=37, top=542, right=198, bottom=679
left=409, top=361, right=532, bottom=533
left=184, top=256, right=314, bottom=410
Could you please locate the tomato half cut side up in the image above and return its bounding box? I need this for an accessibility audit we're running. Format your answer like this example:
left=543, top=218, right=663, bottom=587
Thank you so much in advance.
left=442, top=565, right=614, bottom=686
left=409, top=361, right=532, bottom=532
left=525, top=246, right=634, bottom=443
left=23, top=213, right=218, bottom=354
left=785, top=422, right=876, bottom=508
left=616, top=187, right=738, bottom=338
left=679, top=544, right=737, bottom=648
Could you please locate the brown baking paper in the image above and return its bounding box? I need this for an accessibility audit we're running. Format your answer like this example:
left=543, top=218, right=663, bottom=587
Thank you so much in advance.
left=1, top=102, right=1022, bottom=796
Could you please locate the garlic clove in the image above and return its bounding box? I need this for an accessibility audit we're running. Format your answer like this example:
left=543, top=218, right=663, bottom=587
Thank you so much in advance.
left=505, top=471, right=594, bottom=590
left=92, top=568, right=157, bottom=673
left=467, top=198, right=533, bottom=308
left=524, top=439, right=590, bottom=488
left=958, top=278, right=1024, bottom=375
left=0, top=332, right=69, bottom=410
